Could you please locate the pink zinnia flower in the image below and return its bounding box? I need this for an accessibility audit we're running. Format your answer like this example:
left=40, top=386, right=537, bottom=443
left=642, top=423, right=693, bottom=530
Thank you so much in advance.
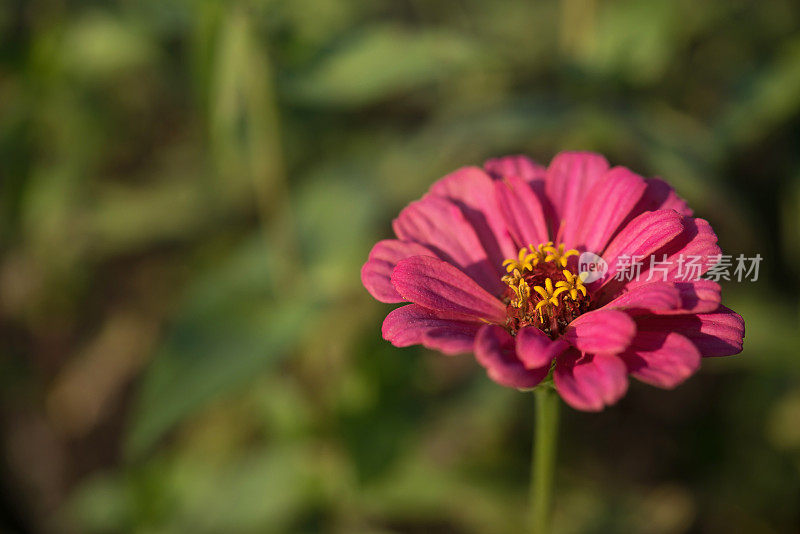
left=361, top=152, right=744, bottom=411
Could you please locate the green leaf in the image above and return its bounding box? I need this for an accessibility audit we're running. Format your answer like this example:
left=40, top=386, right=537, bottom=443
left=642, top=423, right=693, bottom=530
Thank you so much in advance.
left=286, top=25, right=484, bottom=107
left=60, top=12, right=156, bottom=79
left=125, top=236, right=312, bottom=458
left=166, top=445, right=317, bottom=532
left=718, top=36, right=800, bottom=148
left=66, top=473, right=131, bottom=533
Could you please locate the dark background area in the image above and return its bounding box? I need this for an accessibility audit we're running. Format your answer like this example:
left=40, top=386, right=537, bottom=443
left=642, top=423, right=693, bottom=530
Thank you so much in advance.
left=1, top=0, right=800, bottom=532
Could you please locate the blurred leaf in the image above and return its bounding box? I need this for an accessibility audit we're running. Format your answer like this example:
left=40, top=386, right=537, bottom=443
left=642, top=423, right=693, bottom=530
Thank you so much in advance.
left=70, top=444, right=322, bottom=533
left=87, top=178, right=210, bottom=256
left=21, top=166, right=88, bottom=275
left=125, top=235, right=314, bottom=458
left=719, top=36, right=800, bottom=148
left=285, top=25, right=485, bottom=106
left=294, top=163, right=379, bottom=296
left=165, top=445, right=317, bottom=533
left=579, top=0, right=680, bottom=83
left=210, top=6, right=285, bottom=194
left=67, top=472, right=131, bottom=533
left=60, top=12, right=156, bottom=78
left=767, top=390, right=800, bottom=453
left=359, top=450, right=519, bottom=534
left=706, top=289, right=800, bottom=371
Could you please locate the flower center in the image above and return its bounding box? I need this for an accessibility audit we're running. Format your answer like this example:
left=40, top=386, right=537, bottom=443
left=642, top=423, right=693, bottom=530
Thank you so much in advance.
left=501, top=242, right=590, bottom=338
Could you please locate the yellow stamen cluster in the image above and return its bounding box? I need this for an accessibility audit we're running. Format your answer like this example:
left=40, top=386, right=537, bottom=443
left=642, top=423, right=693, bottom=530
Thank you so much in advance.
left=507, top=272, right=531, bottom=308
left=543, top=243, right=579, bottom=267
left=501, top=242, right=552, bottom=274
left=502, top=243, right=581, bottom=303
left=533, top=278, right=560, bottom=319
left=554, top=270, right=587, bottom=301
left=500, top=242, right=588, bottom=336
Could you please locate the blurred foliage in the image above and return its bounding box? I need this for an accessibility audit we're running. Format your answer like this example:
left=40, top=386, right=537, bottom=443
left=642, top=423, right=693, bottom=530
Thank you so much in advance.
left=1, top=0, right=800, bottom=533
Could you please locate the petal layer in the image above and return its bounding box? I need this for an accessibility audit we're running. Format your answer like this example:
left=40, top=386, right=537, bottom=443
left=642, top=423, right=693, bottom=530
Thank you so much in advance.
left=574, top=167, right=647, bottom=252
left=516, top=327, right=569, bottom=369
left=599, top=209, right=685, bottom=288
left=484, top=155, right=547, bottom=184
left=545, top=152, right=610, bottom=246
left=624, top=217, right=721, bottom=290
left=475, top=325, right=549, bottom=389
left=603, top=281, right=721, bottom=315
left=361, top=240, right=434, bottom=303
left=494, top=175, right=550, bottom=247
left=620, top=330, right=700, bottom=388
left=554, top=351, right=629, bottom=411
left=633, top=177, right=692, bottom=217
left=429, top=166, right=517, bottom=266
left=636, top=306, right=744, bottom=357
left=669, top=281, right=722, bottom=314
left=563, top=309, right=636, bottom=354
left=604, top=282, right=681, bottom=314
left=393, top=195, right=503, bottom=294
left=382, top=304, right=481, bottom=355
left=391, top=256, right=507, bottom=322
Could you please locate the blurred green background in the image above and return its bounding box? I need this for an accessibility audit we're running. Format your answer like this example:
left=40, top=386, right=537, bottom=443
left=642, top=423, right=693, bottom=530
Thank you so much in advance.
left=1, top=0, right=800, bottom=532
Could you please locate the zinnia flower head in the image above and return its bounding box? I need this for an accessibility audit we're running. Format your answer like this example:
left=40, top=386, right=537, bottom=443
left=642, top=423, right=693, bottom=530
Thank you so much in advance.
left=361, top=152, right=745, bottom=411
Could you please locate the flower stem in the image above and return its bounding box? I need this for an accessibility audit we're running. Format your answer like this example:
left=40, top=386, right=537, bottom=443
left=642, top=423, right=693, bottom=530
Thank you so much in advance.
left=530, top=386, right=559, bottom=534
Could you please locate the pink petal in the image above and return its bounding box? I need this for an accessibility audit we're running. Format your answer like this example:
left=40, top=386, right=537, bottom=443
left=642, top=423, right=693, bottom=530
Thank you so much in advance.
left=484, top=155, right=555, bottom=230
left=484, top=155, right=547, bottom=183
left=617, top=177, right=693, bottom=232
left=669, top=281, right=721, bottom=314
left=604, top=282, right=682, bottom=314
left=620, top=330, right=700, bottom=388
left=563, top=309, right=636, bottom=354
left=625, top=217, right=720, bottom=289
left=636, top=177, right=692, bottom=217
left=599, top=209, right=685, bottom=287
left=601, top=280, right=722, bottom=316
left=391, top=256, right=507, bottom=323
left=475, top=325, right=549, bottom=389
left=516, top=327, right=569, bottom=369
left=636, top=306, right=744, bottom=357
left=393, top=195, right=503, bottom=294
left=494, top=175, right=550, bottom=247
left=545, top=152, right=609, bottom=246
left=428, top=166, right=517, bottom=267
left=573, top=167, right=647, bottom=252
left=361, top=240, right=435, bottom=303
left=382, top=304, right=481, bottom=355
left=601, top=280, right=721, bottom=315
left=660, top=217, right=721, bottom=276
left=554, top=350, right=628, bottom=411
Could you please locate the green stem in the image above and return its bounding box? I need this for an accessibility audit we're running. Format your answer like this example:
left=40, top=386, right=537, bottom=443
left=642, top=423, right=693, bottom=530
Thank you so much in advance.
left=531, top=387, right=559, bottom=534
